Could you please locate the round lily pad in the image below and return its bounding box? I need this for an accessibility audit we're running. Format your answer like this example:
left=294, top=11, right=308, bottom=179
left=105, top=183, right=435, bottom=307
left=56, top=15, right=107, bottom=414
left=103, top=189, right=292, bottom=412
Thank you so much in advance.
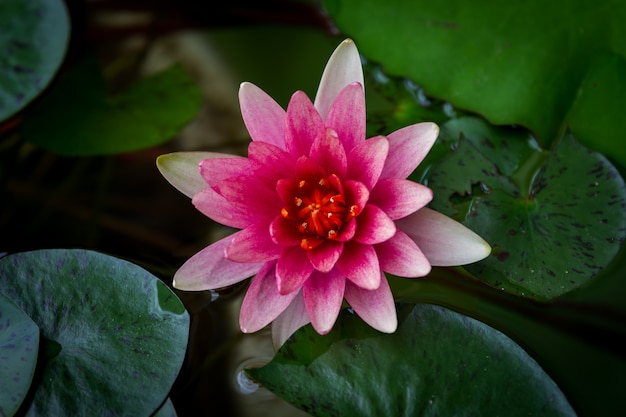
left=0, top=0, right=70, bottom=122
left=0, top=249, right=189, bottom=416
left=427, top=117, right=626, bottom=300
left=249, top=303, right=576, bottom=417
left=0, top=292, right=39, bottom=417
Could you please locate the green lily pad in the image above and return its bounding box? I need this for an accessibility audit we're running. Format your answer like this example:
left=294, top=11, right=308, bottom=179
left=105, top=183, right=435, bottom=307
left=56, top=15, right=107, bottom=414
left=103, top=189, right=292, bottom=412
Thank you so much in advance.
left=249, top=303, right=576, bottom=417
left=0, top=249, right=189, bottom=416
left=0, top=292, right=39, bottom=417
left=324, top=0, right=626, bottom=166
left=20, top=58, right=202, bottom=156
left=426, top=117, right=626, bottom=300
left=0, top=0, right=70, bottom=122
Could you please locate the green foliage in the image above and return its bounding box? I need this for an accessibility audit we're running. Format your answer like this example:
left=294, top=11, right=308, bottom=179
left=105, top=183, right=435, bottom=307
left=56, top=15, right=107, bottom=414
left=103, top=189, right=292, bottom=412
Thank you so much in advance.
left=0, top=292, right=39, bottom=416
left=0, top=249, right=189, bottom=416
left=0, top=0, right=70, bottom=122
left=20, top=58, right=202, bottom=156
left=249, top=304, right=576, bottom=417
left=426, top=117, right=626, bottom=300
left=324, top=0, right=626, bottom=166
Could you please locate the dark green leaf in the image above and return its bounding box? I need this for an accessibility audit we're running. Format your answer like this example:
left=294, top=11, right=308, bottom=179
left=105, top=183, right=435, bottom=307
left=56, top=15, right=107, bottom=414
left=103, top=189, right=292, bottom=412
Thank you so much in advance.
left=0, top=0, right=70, bottom=122
left=249, top=304, right=576, bottom=417
left=0, top=292, right=39, bottom=416
left=324, top=0, right=626, bottom=165
left=0, top=249, right=189, bottom=417
left=20, top=58, right=202, bottom=156
left=426, top=117, right=626, bottom=300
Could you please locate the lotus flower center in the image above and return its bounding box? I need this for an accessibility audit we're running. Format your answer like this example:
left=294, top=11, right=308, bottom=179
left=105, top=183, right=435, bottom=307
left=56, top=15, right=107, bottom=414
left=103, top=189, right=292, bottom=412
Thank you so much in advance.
left=281, top=174, right=360, bottom=250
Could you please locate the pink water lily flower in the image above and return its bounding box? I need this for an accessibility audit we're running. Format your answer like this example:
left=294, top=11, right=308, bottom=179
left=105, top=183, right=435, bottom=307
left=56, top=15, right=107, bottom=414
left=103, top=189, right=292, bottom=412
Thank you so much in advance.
left=158, top=39, right=490, bottom=348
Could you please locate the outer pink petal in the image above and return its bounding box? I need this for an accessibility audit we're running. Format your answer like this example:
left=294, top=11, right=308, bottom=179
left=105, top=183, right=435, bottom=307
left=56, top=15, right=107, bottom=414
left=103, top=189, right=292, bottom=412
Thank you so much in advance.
left=344, top=274, right=397, bottom=333
left=270, top=216, right=301, bottom=247
left=199, top=157, right=251, bottom=188
left=308, top=240, right=343, bottom=272
left=309, top=128, right=347, bottom=178
left=239, top=82, right=286, bottom=149
left=303, top=269, right=346, bottom=334
left=276, top=246, right=314, bottom=294
left=173, top=232, right=264, bottom=291
left=218, top=176, right=281, bottom=222
left=157, top=152, right=228, bottom=198
left=324, top=82, right=365, bottom=152
left=271, top=292, right=310, bottom=350
left=381, top=122, right=439, bottom=179
left=314, top=39, right=363, bottom=121
left=354, top=204, right=396, bottom=245
left=226, top=222, right=281, bottom=263
left=369, top=178, right=433, bottom=220
left=347, top=136, right=389, bottom=190
left=375, top=229, right=431, bottom=277
left=336, top=242, right=381, bottom=290
left=192, top=187, right=251, bottom=229
left=396, top=207, right=491, bottom=266
left=248, top=141, right=295, bottom=180
left=285, top=91, right=324, bottom=157
left=240, top=261, right=299, bottom=333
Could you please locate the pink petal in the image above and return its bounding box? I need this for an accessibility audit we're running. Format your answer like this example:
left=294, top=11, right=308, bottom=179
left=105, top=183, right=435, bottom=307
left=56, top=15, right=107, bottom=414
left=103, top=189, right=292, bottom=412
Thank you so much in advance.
left=199, top=156, right=251, bottom=188
left=354, top=204, right=396, bottom=245
left=381, top=122, right=439, bottom=179
left=347, top=136, right=389, bottom=190
left=396, top=207, right=491, bottom=266
left=344, top=275, right=397, bottom=333
left=271, top=292, right=310, bottom=350
left=314, top=39, right=364, bottom=121
left=240, top=261, right=299, bottom=333
left=218, top=176, right=281, bottom=222
left=336, top=242, right=381, bottom=290
left=303, top=269, right=346, bottom=334
left=285, top=91, right=324, bottom=157
left=192, top=187, right=251, bottom=229
left=344, top=180, right=370, bottom=209
left=239, top=82, right=286, bottom=149
left=325, top=82, right=365, bottom=152
left=336, top=217, right=357, bottom=242
left=309, top=128, right=347, bottom=178
left=375, top=229, right=431, bottom=277
left=157, top=152, right=227, bottom=198
left=269, top=216, right=301, bottom=247
left=276, top=246, right=314, bottom=294
left=308, top=240, right=343, bottom=272
left=248, top=141, right=295, bottom=180
left=294, top=155, right=325, bottom=181
left=369, top=178, right=433, bottom=220
left=226, top=222, right=281, bottom=263
left=173, top=232, right=263, bottom=291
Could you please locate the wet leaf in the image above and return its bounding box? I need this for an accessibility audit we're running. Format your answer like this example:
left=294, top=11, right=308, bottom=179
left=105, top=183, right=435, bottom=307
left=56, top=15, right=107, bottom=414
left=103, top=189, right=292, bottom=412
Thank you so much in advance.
left=0, top=249, right=189, bottom=416
left=0, top=0, right=70, bottom=122
left=324, top=0, right=626, bottom=166
left=20, top=58, right=202, bottom=156
left=249, top=304, right=576, bottom=417
left=0, top=292, right=39, bottom=417
left=426, top=117, right=626, bottom=300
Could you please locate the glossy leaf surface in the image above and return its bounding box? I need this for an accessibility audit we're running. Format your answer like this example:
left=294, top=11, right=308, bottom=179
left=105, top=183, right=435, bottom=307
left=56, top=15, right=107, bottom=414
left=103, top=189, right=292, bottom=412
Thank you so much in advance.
left=0, top=249, right=189, bottom=416
left=425, top=117, right=626, bottom=300
left=0, top=0, right=70, bottom=122
left=249, top=304, right=576, bottom=417
left=0, top=292, right=39, bottom=417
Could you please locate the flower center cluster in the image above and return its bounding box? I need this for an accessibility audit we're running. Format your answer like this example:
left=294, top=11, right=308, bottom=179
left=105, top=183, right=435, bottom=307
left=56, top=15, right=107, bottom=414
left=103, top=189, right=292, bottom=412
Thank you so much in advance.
left=281, top=174, right=359, bottom=250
